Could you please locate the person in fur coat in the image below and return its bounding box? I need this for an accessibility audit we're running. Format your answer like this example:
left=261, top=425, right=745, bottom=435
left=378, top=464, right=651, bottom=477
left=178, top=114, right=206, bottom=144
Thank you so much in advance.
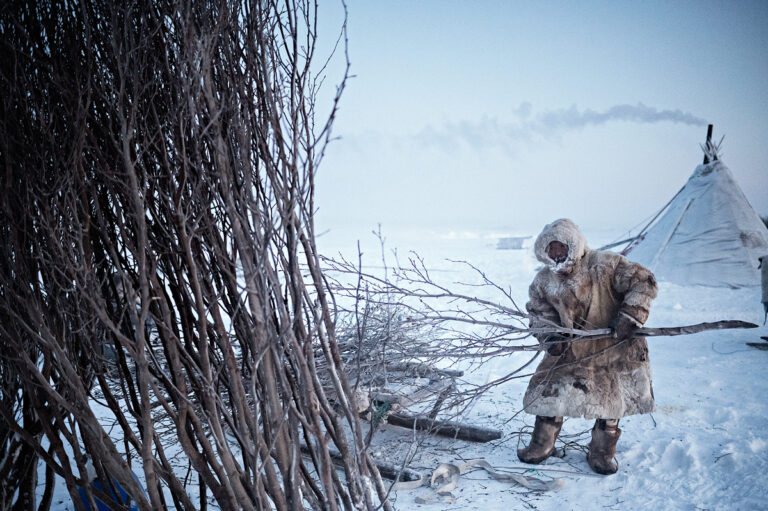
left=518, top=218, right=658, bottom=475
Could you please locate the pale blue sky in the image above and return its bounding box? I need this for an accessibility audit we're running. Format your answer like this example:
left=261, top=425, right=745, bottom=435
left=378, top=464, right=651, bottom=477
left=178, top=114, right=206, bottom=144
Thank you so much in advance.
left=314, top=1, right=768, bottom=234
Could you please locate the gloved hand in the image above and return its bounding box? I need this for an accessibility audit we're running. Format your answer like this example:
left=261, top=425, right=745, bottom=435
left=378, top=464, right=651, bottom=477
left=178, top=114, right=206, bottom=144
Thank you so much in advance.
left=614, top=312, right=640, bottom=340
left=544, top=335, right=568, bottom=356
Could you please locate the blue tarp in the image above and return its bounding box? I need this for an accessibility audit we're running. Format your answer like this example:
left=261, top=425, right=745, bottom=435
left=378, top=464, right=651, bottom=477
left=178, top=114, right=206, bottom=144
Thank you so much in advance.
left=76, top=472, right=146, bottom=511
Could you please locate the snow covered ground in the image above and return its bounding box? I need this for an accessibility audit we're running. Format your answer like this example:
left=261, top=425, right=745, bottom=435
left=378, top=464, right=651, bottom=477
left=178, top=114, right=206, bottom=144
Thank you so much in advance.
left=41, top=226, right=768, bottom=510
left=319, top=227, right=768, bottom=511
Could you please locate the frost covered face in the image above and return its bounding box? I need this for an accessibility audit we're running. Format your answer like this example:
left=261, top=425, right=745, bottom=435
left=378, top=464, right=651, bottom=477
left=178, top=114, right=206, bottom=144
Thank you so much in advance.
left=534, top=218, right=586, bottom=277
left=548, top=241, right=568, bottom=265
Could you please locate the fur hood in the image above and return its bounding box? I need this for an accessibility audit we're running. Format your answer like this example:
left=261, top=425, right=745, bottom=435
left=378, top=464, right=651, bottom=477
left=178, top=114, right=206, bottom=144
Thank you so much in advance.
left=533, top=218, right=588, bottom=275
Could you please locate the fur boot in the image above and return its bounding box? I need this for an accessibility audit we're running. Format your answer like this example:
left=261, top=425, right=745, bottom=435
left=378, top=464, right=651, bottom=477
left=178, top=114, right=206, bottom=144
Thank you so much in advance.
left=517, top=416, right=563, bottom=464
left=587, top=419, right=621, bottom=475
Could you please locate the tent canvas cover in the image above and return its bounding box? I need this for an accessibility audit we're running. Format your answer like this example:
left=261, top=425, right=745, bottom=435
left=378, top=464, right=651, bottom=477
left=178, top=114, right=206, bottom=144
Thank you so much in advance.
left=622, top=159, right=768, bottom=288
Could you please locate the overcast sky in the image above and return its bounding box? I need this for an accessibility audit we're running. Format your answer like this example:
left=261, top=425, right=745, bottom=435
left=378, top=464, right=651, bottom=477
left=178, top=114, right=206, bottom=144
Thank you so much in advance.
left=313, top=0, right=768, bottom=237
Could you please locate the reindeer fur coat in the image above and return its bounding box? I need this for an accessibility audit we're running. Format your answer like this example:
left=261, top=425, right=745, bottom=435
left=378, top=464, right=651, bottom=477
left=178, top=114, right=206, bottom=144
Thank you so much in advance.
left=523, top=219, right=658, bottom=420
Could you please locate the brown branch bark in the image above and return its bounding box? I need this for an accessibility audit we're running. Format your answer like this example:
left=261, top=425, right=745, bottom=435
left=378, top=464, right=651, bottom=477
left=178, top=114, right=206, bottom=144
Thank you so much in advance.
left=542, top=320, right=759, bottom=346
left=0, top=1, right=387, bottom=509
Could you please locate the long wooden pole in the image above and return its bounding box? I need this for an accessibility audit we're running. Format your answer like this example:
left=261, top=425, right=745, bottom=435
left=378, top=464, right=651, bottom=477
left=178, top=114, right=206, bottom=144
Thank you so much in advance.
left=544, top=320, right=758, bottom=346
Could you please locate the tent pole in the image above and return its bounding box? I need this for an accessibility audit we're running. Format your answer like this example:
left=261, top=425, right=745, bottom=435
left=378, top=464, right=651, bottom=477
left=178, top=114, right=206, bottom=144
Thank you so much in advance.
left=703, top=124, right=713, bottom=164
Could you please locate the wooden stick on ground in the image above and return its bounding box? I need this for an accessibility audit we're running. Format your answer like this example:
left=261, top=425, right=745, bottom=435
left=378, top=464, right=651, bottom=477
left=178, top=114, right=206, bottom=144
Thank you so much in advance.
left=386, top=413, right=503, bottom=443
left=300, top=444, right=422, bottom=482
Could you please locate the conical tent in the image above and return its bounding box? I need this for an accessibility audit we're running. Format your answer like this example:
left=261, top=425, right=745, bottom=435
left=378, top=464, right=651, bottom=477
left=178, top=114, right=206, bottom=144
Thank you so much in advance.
left=622, top=160, right=768, bottom=288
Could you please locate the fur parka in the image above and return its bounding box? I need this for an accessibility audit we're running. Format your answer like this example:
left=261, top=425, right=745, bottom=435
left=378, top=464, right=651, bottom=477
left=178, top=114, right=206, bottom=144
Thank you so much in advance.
left=523, top=219, right=658, bottom=420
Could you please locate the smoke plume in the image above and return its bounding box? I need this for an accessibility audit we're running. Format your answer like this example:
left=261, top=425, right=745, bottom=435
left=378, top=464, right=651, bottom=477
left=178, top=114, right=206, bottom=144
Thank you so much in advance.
left=416, top=102, right=706, bottom=151
left=538, top=103, right=706, bottom=130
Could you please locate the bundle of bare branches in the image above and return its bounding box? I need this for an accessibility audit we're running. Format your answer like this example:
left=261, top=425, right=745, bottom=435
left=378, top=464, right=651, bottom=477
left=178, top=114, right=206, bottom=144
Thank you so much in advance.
left=324, top=251, right=757, bottom=416
left=0, top=1, right=392, bottom=510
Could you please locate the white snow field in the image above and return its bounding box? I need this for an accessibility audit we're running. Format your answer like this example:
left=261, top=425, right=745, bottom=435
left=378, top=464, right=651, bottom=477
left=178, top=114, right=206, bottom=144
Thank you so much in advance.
left=319, top=227, right=768, bottom=511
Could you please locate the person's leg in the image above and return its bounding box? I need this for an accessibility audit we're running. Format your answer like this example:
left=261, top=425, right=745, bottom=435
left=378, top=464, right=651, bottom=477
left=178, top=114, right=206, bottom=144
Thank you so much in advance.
left=587, top=418, right=621, bottom=474
left=517, top=416, right=563, bottom=464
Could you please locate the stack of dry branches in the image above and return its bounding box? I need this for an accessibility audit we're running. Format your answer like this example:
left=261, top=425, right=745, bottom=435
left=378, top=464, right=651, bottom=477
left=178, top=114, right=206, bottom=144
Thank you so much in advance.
left=0, top=1, right=391, bottom=510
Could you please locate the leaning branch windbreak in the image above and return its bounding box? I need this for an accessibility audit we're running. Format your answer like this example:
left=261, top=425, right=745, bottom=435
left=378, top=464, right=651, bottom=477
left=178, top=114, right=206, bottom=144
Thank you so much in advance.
left=0, top=2, right=390, bottom=510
